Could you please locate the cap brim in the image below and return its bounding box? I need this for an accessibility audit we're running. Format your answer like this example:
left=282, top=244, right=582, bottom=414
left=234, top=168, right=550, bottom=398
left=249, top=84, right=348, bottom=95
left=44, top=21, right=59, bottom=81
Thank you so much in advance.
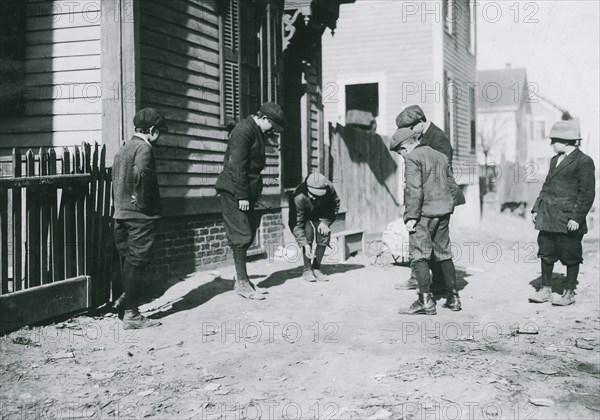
left=307, top=187, right=327, bottom=196
left=157, top=124, right=169, bottom=133
left=270, top=120, right=284, bottom=133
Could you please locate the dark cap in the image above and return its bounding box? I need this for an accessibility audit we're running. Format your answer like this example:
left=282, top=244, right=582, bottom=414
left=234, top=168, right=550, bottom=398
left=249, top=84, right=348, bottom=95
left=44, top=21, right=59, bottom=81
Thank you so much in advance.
left=259, top=102, right=285, bottom=132
left=395, top=105, right=426, bottom=128
left=390, top=128, right=419, bottom=151
left=134, top=108, right=169, bottom=133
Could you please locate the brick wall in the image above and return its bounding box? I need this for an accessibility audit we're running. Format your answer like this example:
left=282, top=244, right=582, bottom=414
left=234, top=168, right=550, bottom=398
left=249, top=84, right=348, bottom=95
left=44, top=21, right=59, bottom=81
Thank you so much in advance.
left=150, top=210, right=284, bottom=279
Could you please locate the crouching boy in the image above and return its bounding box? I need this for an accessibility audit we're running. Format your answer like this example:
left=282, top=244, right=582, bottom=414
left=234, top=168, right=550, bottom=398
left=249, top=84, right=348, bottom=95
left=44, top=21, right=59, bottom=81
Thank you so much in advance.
left=391, top=128, right=461, bottom=315
left=529, top=120, right=596, bottom=306
left=289, top=173, right=341, bottom=282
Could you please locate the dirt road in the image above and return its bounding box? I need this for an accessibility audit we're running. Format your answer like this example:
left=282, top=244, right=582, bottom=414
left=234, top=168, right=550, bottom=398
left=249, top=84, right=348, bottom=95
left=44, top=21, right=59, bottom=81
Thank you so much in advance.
left=1, top=213, right=599, bottom=419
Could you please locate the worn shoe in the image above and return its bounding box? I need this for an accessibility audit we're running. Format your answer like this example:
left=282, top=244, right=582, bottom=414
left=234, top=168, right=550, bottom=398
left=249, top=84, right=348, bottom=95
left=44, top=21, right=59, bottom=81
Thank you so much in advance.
left=529, top=286, right=552, bottom=303
left=303, top=269, right=317, bottom=282
left=235, top=278, right=266, bottom=300
left=249, top=281, right=268, bottom=294
left=395, top=277, right=418, bottom=290
left=399, top=293, right=437, bottom=315
left=552, top=289, right=576, bottom=306
left=442, top=290, right=462, bottom=311
left=112, top=292, right=126, bottom=320
left=313, top=269, right=330, bottom=282
left=123, top=310, right=161, bottom=330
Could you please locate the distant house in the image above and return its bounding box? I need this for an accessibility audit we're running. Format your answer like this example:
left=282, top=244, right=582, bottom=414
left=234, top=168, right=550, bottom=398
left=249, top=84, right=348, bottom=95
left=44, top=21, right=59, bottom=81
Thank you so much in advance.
left=322, top=0, right=480, bottom=228
left=0, top=0, right=353, bottom=277
left=528, top=94, right=574, bottom=175
left=477, top=66, right=533, bottom=208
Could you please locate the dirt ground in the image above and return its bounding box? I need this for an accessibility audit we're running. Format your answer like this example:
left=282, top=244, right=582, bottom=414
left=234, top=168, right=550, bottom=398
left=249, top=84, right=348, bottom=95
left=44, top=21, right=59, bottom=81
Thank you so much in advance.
left=1, top=212, right=599, bottom=420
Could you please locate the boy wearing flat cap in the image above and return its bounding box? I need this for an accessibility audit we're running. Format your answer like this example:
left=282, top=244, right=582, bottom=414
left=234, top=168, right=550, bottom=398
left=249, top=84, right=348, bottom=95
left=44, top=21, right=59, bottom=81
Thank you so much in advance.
left=529, top=120, right=595, bottom=306
left=289, top=173, right=341, bottom=282
left=391, top=128, right=461, bottom=315
left=394, top=105, right=465, bottom=294
left=216, top=102, right=285, bottom=299
left=113, top=108, right=168, bottom=329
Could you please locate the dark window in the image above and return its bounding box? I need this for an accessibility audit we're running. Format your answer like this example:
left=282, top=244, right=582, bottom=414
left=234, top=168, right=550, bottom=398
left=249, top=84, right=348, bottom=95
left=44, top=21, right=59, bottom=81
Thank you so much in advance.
left=345, top=83, right=379, bottom=117
left=0, top=2, right=26, bottom=117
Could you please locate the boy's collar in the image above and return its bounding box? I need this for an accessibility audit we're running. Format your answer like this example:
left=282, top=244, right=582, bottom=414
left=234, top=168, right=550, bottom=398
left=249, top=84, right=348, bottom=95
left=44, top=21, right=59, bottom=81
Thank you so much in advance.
left=133, top=133, right=152, bottom=147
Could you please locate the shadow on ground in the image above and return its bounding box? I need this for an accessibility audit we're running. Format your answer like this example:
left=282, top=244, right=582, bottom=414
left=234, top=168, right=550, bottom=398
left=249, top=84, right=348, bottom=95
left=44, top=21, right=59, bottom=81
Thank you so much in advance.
left=148, top=263, right=365, bottom=319
left=149, top=276, right=233, bottom=320
left=257, top=263, right=365, bottom=289
left=529, top=273, right=569, bottom=295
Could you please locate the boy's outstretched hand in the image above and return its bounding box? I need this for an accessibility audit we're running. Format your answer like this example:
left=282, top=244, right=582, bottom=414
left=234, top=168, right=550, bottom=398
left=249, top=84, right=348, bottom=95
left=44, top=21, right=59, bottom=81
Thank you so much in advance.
left=405, top=219, right=417, bottom=233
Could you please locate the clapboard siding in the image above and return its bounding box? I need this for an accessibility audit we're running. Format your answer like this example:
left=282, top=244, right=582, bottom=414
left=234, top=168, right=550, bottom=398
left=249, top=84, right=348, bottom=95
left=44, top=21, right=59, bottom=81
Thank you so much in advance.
left=0, top=0, right=102, bottom=156
left=140, top=0, right=228, bottom=202
left=444, top=0, right=477, bottom=166
left=323, top=0, right=435, bottom=137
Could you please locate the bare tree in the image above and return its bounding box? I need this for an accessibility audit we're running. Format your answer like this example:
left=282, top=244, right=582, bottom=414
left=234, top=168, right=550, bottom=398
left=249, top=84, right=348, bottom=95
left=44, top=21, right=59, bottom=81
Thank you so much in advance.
left=477, top=113, right=510, bottom=193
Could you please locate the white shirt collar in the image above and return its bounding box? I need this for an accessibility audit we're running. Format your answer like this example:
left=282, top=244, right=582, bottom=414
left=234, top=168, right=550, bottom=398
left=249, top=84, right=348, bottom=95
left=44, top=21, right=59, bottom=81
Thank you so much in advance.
left=133, top=133, right=152, bottom=147
left=422, top=121, right=432, bottom=134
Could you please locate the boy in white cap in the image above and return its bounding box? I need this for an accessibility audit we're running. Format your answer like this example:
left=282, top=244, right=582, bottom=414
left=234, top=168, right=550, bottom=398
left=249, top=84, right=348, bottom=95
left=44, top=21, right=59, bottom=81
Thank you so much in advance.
left=289, top=173, right=341, bottom=282
left=529, top=120, right=595, bottom=306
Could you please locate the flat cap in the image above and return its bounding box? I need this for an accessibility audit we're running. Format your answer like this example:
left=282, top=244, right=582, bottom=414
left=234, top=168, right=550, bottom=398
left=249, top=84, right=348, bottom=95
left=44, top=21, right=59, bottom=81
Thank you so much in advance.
left=395, top=105, right=426, bottom=128
left=133, top=108, right=169, bottom=132
left=259, top=102, right=285, bottom=132
left=390, top=128, right=419, bottom=151
left=306, top=172, right=329, bottom=196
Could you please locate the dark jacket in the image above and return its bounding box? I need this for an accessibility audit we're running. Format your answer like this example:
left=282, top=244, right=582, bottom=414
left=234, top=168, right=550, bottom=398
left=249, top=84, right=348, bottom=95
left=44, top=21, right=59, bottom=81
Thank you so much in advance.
left=532, top=148, right=596, bottom=234
left=421, top=123, right=465, bottom=206
left=112, top=135, right=161, bottom=219
left=422, top=123, right=453, bottom=165
left=404, top=144, right=459, bottom=222
left=216, top=116, right=266, bottom=202
left=289, top=181, right=341, bottom=247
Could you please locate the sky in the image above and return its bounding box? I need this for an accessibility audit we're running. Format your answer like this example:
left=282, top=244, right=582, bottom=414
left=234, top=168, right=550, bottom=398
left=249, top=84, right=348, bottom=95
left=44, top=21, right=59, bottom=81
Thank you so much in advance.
left=477, top=0, right=600, bottom=163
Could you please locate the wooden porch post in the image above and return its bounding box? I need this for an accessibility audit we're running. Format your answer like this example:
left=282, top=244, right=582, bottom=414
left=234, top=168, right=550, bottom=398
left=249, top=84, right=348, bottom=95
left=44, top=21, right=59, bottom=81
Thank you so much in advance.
left=101, top=0, right=140, bottom=165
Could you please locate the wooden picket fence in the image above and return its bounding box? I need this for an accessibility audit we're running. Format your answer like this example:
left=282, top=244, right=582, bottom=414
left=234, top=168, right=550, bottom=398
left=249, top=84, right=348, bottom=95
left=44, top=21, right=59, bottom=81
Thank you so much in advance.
left=0, top=143, right=119, bottom=331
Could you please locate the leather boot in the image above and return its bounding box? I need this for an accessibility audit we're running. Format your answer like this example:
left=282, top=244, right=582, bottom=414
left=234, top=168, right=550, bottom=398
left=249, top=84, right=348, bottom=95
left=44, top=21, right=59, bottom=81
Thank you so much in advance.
left=552, top=289, right=576, bottom=306
left=123, top=310, right=161, bottom=330
left=235, top=278, right=266, bottom=300
left=529, top=286, right=552, bottom=303
left=313, top=269, right=330, bottom=282
left=399, top=292, right=436, bottom=315
left=442, top=289, right=462, bottom=311
left=302, top=269, right=317, bottom=282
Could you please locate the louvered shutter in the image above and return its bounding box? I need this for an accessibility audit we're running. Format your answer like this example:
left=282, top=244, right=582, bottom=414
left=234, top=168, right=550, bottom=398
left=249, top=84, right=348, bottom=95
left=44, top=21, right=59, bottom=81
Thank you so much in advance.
left=240, top=0, right=261, bottom=117
left=222, top=0, right=240, bottom=123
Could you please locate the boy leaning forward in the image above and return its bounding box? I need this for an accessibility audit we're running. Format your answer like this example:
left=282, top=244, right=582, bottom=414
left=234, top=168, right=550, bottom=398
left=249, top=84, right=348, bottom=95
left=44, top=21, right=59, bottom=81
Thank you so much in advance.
left=391, top=128, right=461, bottom=315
